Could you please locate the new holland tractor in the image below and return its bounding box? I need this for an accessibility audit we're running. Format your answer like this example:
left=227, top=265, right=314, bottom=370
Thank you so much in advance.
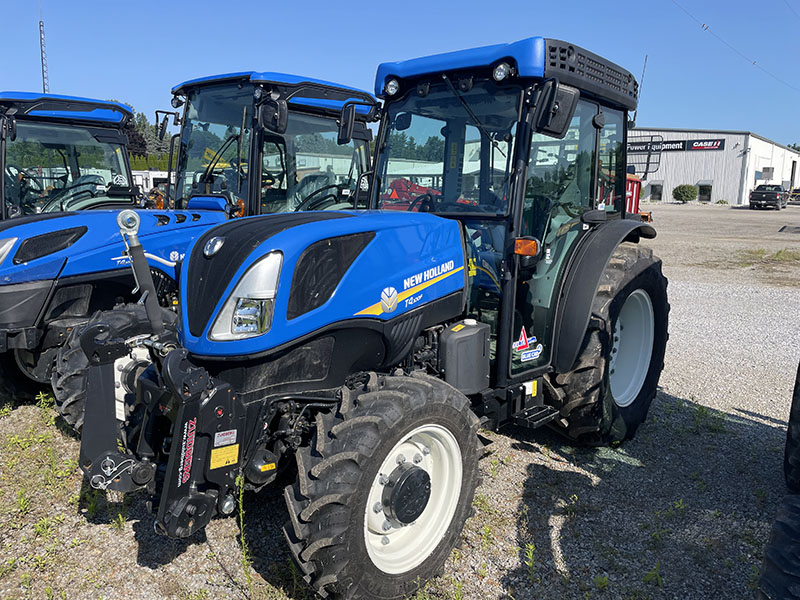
left=0, top=92, right=228, bottom=405
left=70, top=37, right=668, bottom=599
left=0, top=81, right=373, bottom=423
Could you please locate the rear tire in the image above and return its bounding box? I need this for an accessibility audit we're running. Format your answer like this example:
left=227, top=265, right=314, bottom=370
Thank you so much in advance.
left=283, top=373, right=480, bottom=599
left=784, top=362, right=800, bottom=492
left=758, top=494, right=800, bottom=599
left=51, top=304, right=176, bottom=431
left=545, top=243, right=669, bottom=445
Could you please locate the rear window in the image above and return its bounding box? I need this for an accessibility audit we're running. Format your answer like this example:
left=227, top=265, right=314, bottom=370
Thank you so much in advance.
left=756, top=185, right=782, bottom=191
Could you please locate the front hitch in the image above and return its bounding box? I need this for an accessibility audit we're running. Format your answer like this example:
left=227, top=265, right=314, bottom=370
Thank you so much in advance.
left=78, top=322, right=156, bottom=492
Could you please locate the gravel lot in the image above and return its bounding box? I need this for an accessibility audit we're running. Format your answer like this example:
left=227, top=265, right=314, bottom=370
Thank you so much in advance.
left=1, top=202, right=799, bottom=599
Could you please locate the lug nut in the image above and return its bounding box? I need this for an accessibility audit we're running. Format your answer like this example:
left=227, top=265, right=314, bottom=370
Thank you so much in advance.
left=373, top=502, right=383, bottom=513
left=379, top=474, right=389, bottom=485
left=396, top=454, right=406, bottom=464
left=422, top=446, right=431, bottom=456
left=382, top=520, right=392, bottom=532
left=413, top=454, right=423, bottom=464
left=381, top=536, right=390, bottom=545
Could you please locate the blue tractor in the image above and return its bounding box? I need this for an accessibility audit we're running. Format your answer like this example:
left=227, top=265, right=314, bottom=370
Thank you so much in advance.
left=0, top=92, right=229, bottom=405
left=73, top=38, right=668, bottom=599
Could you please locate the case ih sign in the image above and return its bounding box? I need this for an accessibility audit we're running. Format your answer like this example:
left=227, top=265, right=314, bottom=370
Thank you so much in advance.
left=628, top=138, right=725, bottom=153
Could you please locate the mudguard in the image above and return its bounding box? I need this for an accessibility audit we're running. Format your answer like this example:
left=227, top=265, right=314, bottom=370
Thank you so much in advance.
left=179, top=211, right=466, bottom=357
left=551, top=217, right=656, bottom=374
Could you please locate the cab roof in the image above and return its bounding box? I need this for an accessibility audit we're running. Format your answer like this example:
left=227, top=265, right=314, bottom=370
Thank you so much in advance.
left=374, top=37, right=638, bottom=110
left=171, top=71, right=376, bottom=114
left=0, top=92, right=133, bottom=125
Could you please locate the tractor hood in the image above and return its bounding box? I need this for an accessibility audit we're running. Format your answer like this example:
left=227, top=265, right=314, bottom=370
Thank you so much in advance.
left=180, top=211, right=467, bottom=358
left=0, top=209, right=226, bottom=285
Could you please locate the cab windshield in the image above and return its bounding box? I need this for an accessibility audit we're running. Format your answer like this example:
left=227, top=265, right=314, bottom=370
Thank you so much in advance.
left=175, top=85, right=252, bottom=209
left=175, top=83, right=370, bottom=214
left=3, top=121, right=131, bottom=217
left=374, top=80, right=520, bottom=215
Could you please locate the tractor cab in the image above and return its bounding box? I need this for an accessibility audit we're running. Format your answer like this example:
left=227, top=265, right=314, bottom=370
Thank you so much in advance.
left=371, top=38, right=637, bottom=385
left=0, top=93, right=137, bottom=220
left=166, top=73, right=377, bottom=216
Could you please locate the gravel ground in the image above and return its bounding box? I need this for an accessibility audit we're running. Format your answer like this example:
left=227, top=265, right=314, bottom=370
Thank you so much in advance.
left=0, top=202, right=799, bottom=599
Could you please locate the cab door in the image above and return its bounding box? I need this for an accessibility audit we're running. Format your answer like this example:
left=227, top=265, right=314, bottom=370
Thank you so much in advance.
left=509, top=101, right=626, bottom=377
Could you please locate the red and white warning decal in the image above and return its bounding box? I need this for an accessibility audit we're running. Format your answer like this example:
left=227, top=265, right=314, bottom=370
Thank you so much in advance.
left=214, top=429, right=237, bottom=448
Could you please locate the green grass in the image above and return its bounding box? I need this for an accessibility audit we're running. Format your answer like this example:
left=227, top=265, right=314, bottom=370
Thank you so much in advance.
left=736, top=248, right=800, bottom=266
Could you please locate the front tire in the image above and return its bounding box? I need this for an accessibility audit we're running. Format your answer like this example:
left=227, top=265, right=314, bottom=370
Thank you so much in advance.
left=284, top=373, right=481, bottom=599
left=758, top=494, right=800, bottom=599
left=51, top=304, right=176, bottom=431
left=0, top=350, right=47, bottom=404
left=784, top=362, right=800, bottom=492
left=545, top=243, right=669, bottom=445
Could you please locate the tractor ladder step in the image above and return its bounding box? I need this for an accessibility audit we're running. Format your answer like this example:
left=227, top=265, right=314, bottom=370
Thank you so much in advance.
left=511, top=405, right=560, bottom=429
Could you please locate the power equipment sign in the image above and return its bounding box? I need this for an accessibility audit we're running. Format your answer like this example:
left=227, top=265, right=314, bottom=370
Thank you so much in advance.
left=627, top=139, right=725, bottom=153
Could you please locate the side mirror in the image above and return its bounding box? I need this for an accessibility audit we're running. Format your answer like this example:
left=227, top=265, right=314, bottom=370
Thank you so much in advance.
left=337, top=103, right=356, bottom=145
left=158, top=115, right=168, bottom=141
left=2, top=112, right=17, bottom=142
left=533, top=80, right=579, bottom=140
left=258, top=99, right=288, bottom=134
left=394, top=112, right=412, bottom=131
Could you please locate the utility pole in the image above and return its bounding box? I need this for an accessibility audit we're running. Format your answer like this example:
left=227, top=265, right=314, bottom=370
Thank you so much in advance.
left=39, top=18, right=49, bottom=93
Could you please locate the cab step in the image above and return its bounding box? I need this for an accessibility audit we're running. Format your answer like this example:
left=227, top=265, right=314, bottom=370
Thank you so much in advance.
left=511, top=405, right=560, bottom=429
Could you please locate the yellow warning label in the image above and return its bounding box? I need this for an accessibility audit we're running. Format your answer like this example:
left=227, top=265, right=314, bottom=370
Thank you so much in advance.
left=531, top=380, right=537, bottom=397
left=210, top=444, right=239, bottom=470
left=260, top=462, right=277, bottom=472
left=451, top=324, right=465, bottom=332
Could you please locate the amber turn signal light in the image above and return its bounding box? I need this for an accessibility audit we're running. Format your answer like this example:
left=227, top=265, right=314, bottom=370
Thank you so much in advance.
left=514, top=238, right=540, bottom=257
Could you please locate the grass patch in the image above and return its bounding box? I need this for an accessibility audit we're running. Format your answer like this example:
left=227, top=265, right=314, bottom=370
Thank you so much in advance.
left=736, top=248, right=800, bottom=267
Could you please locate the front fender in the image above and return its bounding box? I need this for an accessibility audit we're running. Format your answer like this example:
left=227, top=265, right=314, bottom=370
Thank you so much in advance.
left=551, top=217, right=656, bottom=373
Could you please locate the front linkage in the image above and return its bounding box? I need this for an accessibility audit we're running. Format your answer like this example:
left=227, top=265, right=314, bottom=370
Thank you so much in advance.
left=78, top=210, right=248, bottom=537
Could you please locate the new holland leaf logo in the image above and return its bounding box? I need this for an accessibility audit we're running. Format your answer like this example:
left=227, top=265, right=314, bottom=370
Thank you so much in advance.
left=381, top=287, right=398, bottom=313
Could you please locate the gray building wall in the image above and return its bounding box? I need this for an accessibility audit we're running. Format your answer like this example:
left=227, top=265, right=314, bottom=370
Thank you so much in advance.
left=631, top=128, right=800, bottom=205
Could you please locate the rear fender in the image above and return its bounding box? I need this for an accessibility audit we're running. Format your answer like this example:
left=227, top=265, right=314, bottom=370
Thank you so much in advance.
left=551, top=218, right=656, bottom=373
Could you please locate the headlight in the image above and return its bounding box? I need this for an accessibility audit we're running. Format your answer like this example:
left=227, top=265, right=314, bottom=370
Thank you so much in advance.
left=0, top=238, right=17, bottom=267
left=493, top=62, right=511, bottom=81
left=384, top=78, right=400, bottom=96
left=209, top=252, right=282, bottom=341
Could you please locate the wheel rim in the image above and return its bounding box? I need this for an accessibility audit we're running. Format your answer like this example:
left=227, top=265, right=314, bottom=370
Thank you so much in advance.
left=364, top=424, right=462, bottom=574
left=609, top=289, right=655, bottom=408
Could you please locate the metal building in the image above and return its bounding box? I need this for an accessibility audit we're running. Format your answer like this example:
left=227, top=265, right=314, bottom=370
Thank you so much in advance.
left=628, top=128, right=799, bottom=206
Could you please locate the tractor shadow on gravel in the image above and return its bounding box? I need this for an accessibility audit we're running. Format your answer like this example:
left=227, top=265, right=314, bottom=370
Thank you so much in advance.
left=493, top=389, right=787, bottom=600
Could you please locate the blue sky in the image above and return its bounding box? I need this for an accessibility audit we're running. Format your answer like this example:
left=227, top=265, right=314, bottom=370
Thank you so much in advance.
left=3, top=0, right=799, bottom=144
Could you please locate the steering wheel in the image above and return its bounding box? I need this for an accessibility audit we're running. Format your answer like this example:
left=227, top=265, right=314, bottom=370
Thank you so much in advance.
left=407, top=193, right=435, bottom=212
left=294, top=183, right=341, bottom=212
left=40, top=175, right=104, bottom=212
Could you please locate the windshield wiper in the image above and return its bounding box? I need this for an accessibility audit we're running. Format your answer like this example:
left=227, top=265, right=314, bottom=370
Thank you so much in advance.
left=442, top=74, right=506, bottom=159
left=199, top=133, right=239, bottom=183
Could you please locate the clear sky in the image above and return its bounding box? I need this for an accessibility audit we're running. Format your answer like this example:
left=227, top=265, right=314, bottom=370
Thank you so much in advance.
left=2, top=0, right=798, bottom=145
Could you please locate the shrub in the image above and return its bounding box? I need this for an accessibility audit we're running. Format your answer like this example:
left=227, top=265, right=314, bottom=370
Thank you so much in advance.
left=672, top=184, right=698, bottom=203
left=715, top=199, right=729, bottom=205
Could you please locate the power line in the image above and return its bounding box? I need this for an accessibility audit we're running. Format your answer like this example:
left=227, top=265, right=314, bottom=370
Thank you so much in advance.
left=783, top=0, right=800, bottom=20
left=669, top=0, right=800, bottom=93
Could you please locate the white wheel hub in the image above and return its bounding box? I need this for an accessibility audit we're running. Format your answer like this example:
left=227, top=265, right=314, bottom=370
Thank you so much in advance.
left=608, top=289, right=655, bottom=408
left=364, top=423, right=462, bottom=574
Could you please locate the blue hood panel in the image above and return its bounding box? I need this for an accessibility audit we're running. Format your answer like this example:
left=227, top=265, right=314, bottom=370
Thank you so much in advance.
left=0, top=210, right=226, bottom=285
left=180, top=211, right=466, bottom=357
